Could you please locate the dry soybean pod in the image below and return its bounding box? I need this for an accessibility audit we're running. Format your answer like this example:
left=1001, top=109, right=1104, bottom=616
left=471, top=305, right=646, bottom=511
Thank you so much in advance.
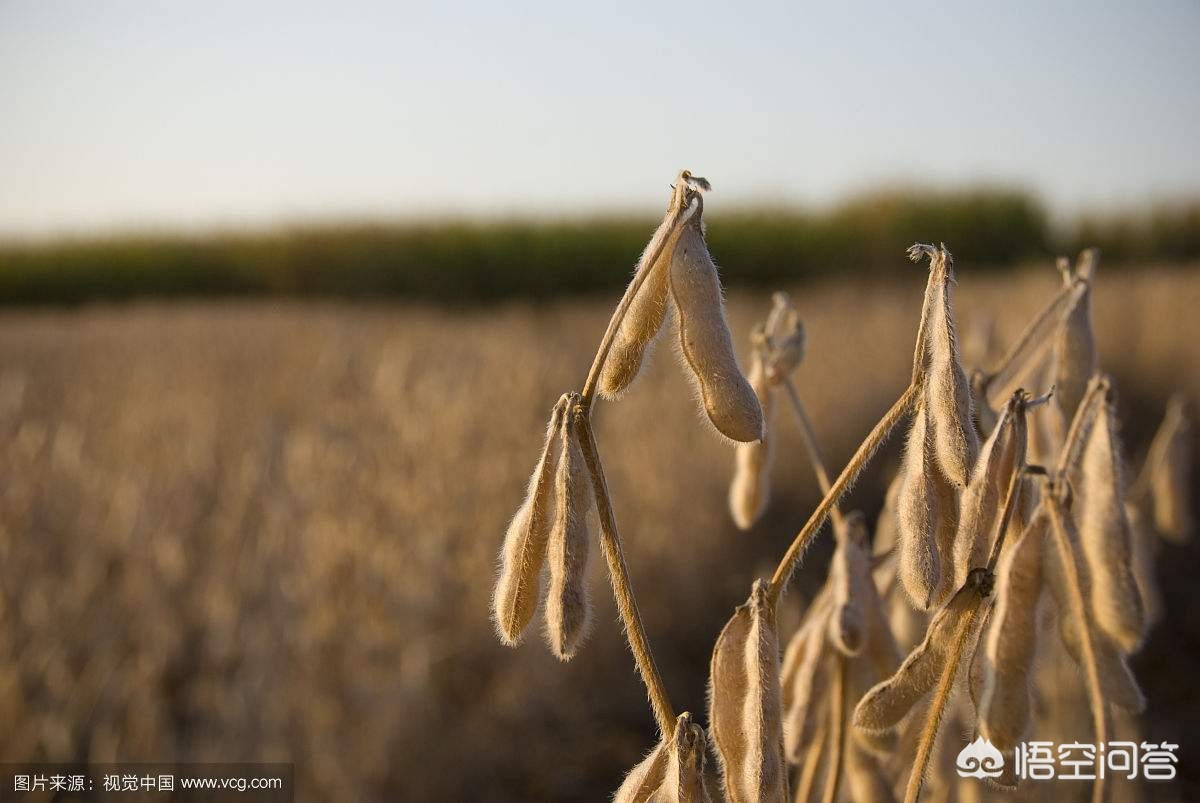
left=614, top=712, right=712, bottom=803
left=1140, top=395, right=1194, bottom=543
left=492, top=396, right=566, bottom=645
left=1077, top=379, right=1145, bottom=654
left=709, top=580, right=787, bottom=802
left=1052, top=251, right=1098, bottom=421
left=729, top=337, right=775, bottom=529
left=897, top=403, right=941, bottom=610
left=952, top=396, right=1021, bottom=591
left=828, top=517, right=871, bottom=656
left=669, top=203, right=763, bottom=443
left=914, top=243, right=979, bottom=488
left=545, top=394, right=594, bottom=660
left=979, top=506, right=1046, bottom=786
left=852, top=580, right=984, bottom=735
left=598, top=186, right=691, bottom=399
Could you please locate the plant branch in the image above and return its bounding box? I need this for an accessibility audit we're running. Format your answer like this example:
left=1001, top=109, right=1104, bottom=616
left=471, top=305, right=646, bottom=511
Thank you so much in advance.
left=821, top=655, right=847, bottom=803
left=781, top=377, right=846, bottom=534
left=574, top=411, right=676, bottom=736
left=767, top=382, right=920, bottom=606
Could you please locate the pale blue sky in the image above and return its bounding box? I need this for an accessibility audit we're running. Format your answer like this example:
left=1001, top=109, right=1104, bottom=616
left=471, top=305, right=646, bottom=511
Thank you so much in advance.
left=1, top=1, right=1198, bottom=237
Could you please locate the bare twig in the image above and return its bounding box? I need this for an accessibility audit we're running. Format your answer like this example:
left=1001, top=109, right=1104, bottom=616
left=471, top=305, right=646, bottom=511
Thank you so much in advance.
left=575, top=411, right=676, bottom=735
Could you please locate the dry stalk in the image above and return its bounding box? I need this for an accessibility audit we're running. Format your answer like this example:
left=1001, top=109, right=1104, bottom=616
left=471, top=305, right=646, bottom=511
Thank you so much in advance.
left=820, top=655, right=847, bottom=803
left=575, top=410, right=676, bottom=734
left=781, top=377, right=846, bottom=533
left=768, top=384, right=920, bottom=605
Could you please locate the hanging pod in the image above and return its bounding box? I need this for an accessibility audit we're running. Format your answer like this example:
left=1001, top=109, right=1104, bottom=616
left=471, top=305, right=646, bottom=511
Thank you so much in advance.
left=545, top=396, right=594, bottom=660
left=613, top=712, right=713, bottom=803
left=708, top=579, right=788, bottom=803
left=492, top=396, right=567, bottom=645
left=670, top=211, right=764, bottom=443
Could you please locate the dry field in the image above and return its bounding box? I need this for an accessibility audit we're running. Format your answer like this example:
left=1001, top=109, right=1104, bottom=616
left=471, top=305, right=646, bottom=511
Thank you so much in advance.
left=0, top=264, right=1196, bottom=801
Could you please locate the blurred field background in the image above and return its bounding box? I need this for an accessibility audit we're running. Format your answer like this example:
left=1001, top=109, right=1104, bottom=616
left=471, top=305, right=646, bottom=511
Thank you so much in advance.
left=4, top=2, right=1199, bottom=801
left=0, top=253, right=1195, bottom=801
left=1, top=189, right=1198, bottom=304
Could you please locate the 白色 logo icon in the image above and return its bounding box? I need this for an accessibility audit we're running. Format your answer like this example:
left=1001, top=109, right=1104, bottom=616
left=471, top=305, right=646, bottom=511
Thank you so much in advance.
left=956, top=736, right=1005, bottom=779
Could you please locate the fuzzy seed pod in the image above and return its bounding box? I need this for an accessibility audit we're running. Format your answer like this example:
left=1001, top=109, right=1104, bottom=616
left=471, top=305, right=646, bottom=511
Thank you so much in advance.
left=729, top=346, right=775, bottom=529
left=979, top=507, right=1045, bottom=772
left=1052, top=252, right=1098, bottom=420
left=613, top=712, right=712, bottom=803
left=1148, top=396, right=1194, bottom=543
left=710, top=580, right=788, bottom=802
left=852, top=582, right=985, bottom=733
left=599, top=206, right=689, bottom=399
left=781, top=600, right=831, bottom=762
left=952, top=401, right=1023, bottom=591
left=897, top=404, right=959, bottom=610
left=827, top=515, right=871, bottom=656
left=492, top=398, right=565, bottom=645
left=545, top=401, right=593, bottom=660
left=1078, top=385, right=1145, bottom=654
left=928, top=451, right=962, bottom=609
left=1043, top=491, right=1146, bottom=712
left=670, top=216, right=764, bottom=443
left=919, top=244, right=979, bottom=487
left=1126, top=501, right=1164, bottom=629
left=763, top=292, right=806, bottom=381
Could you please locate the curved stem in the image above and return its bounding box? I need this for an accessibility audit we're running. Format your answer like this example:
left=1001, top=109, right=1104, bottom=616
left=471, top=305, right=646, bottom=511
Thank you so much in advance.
left=579, top=183, right=695, bottom=413
left=575, top=412, right=676, bottom=735
left=820, top=655, right=847, bottom=803
left=794, top=713, right=828, bottom=803
left=903, top=593, right=984, bottom=803
left=767, top=382, right=920, bottom=605
left=781, top=378, right=845, bottom=534
left=1046, top=490, right=1108, bottom=803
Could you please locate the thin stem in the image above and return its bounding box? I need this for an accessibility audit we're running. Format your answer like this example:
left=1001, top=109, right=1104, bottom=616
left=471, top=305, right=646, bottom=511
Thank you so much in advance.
left=781, top=378, right=846, bottom=533
left=903, top=593, right=984, bottom=803
left=767, top=382, right=920, bottom=606
left=574, top=411, right=676, bottom=736
left=820, top=655, right=847, bottom=803
left=794, top=715, right=827, bottom=803
left=579, top=182, right=695, bottom=413
left=1046, top=489, right=1108, bottom=803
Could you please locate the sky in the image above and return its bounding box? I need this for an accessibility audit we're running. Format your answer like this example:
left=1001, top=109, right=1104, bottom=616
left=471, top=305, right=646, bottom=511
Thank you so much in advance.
left=1, top=1, right=1198, bottom=238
